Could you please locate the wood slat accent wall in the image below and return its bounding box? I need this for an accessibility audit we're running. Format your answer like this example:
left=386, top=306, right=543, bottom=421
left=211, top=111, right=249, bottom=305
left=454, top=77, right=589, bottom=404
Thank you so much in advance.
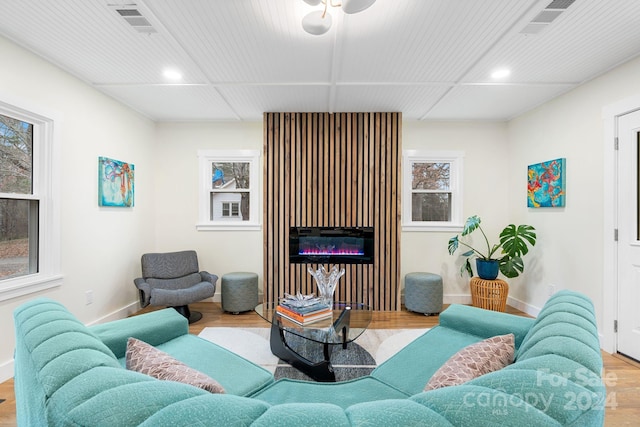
left=264, top=112, right=402, bottom=310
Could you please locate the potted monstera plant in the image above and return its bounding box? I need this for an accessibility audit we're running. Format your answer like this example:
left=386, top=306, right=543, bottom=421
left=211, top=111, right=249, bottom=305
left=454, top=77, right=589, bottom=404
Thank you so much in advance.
left=448, top=215, right=537, bottom=279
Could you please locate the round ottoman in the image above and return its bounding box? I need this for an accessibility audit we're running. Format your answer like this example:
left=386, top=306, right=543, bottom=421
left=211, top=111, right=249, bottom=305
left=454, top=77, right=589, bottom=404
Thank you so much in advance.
left=404, top=272, right=443, bottom=315
left=221, top=272, right=259, bottom=314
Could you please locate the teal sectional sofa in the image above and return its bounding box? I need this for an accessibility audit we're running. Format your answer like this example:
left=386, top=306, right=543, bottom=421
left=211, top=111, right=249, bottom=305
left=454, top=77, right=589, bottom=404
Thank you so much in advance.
left=14, top=290, right=604, bottom=426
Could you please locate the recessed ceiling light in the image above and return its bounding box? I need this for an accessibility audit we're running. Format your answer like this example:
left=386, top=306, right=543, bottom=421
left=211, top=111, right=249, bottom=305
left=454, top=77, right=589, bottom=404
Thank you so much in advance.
left=491, top=68, right=511, bottom=79
left=163, top=68, right=183, bottom=81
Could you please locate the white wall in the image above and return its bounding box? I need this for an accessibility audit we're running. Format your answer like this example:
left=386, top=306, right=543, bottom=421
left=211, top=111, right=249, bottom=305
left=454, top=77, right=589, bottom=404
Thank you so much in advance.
left=401, top=121, right=511, bottom=302
left=507, top=56, right=640, bottom=327
left=0, top=36, right=157, bottom=381
left=153, top=122, right=264, bottom=295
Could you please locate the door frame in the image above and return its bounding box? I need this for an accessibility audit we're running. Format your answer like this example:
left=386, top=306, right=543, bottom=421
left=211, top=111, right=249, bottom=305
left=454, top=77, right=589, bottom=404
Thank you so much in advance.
left=603, top=94, right=640, bottom=354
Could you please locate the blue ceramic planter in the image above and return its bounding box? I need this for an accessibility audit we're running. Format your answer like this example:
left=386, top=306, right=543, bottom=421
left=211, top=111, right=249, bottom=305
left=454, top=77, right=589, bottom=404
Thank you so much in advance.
left=476, top=259, right=499, bottom=280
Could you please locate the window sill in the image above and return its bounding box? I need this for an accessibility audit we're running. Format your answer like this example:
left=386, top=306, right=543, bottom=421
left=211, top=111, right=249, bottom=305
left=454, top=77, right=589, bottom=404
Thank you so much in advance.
left=0, top=273, right=63, bottom=302
left=196, top=223, right=261, bottom=231
left=402, top=223, right=463, bottom=232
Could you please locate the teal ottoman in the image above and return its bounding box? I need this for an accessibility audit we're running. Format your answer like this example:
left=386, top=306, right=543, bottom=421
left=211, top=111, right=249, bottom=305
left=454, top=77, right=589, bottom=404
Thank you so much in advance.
left=221, top=272, right=259, bottom=314
left=404, top=272, right=443, bottom=315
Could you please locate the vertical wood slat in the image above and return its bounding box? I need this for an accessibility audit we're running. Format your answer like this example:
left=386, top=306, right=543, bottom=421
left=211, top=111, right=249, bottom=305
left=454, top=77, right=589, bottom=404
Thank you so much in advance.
left=264, top=112, right=401, bottom=310
left=373, top=113, right=381, bottom=309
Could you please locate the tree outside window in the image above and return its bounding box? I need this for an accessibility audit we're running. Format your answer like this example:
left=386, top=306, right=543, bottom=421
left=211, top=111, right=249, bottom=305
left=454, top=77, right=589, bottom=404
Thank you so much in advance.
left=0, top=99, right=61, bottom=301
left=0, top=113, right=37, bottom=280
left=403, top=150, right=464, bottom=231
left=411, top=162, right=451, bottom=222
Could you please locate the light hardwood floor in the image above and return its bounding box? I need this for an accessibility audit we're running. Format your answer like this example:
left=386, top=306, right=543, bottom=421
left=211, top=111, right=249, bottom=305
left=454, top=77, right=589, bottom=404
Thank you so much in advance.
left=1, top=302, right=638, bottom=426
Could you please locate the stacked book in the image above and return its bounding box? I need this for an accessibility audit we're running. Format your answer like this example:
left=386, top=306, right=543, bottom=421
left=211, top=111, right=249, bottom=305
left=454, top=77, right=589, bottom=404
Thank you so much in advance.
left=276, top=301, right=333, bottom=325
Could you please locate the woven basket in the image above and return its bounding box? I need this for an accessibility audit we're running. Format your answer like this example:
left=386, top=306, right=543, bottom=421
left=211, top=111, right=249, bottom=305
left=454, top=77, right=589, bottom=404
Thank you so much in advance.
left=470, top=277, right=509, bottom=312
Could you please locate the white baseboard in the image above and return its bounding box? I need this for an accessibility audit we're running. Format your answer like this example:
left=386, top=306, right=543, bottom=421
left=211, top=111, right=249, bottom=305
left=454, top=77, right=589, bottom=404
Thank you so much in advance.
left=506, top=295, right=541, bottom=317
left=443, top=294, right=472, bottom=305
left=0, top=359, right=13, bottom=384
left=400, top=292, right=540, bottom=317
left=86, top=300, right=141, bottom=326
left=212, top=291, right=221, bottom=303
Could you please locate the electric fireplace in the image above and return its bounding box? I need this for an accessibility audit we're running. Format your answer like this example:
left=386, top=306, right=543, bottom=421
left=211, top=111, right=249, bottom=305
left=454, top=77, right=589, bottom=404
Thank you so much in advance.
left=289, top=227, right=374, bottom=264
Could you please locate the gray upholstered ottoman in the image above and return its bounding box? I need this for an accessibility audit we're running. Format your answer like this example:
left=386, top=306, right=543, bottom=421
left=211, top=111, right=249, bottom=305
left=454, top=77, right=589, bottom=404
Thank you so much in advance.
left=404, top=272, right=443, bottom=315
left=221, top=272, right=259, bottom=314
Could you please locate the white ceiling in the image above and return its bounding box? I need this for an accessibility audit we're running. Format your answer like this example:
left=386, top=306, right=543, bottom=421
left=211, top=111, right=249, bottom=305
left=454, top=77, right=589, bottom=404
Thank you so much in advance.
left=1, top=0, right=640, bottom=122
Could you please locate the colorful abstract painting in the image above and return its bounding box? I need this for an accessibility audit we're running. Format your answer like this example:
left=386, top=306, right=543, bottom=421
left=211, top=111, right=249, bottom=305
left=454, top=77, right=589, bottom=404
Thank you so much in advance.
left=527, top=158, right=565, bottom=208
left=98, top=156, right=134, bottom=207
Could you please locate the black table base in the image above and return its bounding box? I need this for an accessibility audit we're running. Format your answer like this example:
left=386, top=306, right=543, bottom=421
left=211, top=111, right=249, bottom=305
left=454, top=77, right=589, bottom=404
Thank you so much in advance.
left=269, top=306, right=351, bottom=382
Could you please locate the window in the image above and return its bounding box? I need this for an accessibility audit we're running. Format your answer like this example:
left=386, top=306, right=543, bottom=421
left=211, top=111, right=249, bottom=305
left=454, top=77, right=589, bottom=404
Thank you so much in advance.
left=198, top=150, right=260, bottom=230
left=403, top=150, right=464, bottom=231
left=221, top=201, right=240, bottom=218
left=0, top=98, right=61, bottom=301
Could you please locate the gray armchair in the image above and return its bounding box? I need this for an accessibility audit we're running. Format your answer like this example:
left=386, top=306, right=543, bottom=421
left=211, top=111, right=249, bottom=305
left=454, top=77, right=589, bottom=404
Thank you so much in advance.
left=134, top=250, right=217, bottom=323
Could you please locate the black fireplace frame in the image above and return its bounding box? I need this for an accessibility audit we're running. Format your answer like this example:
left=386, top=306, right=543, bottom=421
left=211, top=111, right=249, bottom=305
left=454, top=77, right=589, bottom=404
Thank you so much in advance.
left=289, top=226, right=374, bottom=265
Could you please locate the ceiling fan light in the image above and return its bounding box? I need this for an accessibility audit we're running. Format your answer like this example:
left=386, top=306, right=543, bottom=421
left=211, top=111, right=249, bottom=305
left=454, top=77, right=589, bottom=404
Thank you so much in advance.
left=302, top=10, right=332, bottom=35
left=341, top=0, right=376, bottom=14
left=302, top=0, right=322, bottom=5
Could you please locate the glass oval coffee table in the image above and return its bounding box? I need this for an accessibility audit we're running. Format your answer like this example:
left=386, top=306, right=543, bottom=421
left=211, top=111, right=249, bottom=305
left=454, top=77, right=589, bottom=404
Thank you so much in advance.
left=255, top=302, right=372, bottom=382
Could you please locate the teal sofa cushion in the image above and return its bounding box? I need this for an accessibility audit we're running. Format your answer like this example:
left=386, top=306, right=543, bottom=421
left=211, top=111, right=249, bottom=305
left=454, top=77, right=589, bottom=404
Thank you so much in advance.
left=138, top=394, right=270, bottom=426
left=371, top=326, right=483, bottom=395
left=466, top=368, right=600, bottom=425
left=90, top=306, right=273, bottom=396
left=439, top=303, right=535, bottom=348
left=90, top=307, right=188, bottom=358
left=50, top=369, right=209, bottom=426
left=251, top=403, right=351, bottom=427
left=504, top=354, right=604, bottom=394
left=154, top=334, right=274, bottom=396
left=346, top=399, right=455, bottom=426
left=252, top=376, right=409, bottom=408
left=411, top=386, right=564, bottom=426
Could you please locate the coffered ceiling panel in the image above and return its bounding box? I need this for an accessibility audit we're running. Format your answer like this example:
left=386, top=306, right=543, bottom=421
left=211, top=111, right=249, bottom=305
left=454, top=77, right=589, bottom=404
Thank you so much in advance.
left=1, top=0, right=640, bottom=121
left=333, top=85, right=449, bottom=119
left=217, top=85, right=332, bottom=121
left=100, top=85, right=240, bottom=121
left=424, top=84, right=575, bottom=121
left=337, top=0, right=543, bottom=83
left=144, top=0, right=335, bottom=83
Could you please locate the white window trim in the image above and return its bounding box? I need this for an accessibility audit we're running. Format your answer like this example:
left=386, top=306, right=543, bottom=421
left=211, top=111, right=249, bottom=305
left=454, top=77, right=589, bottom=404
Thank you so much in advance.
left=0, top=95, right=62, bottom=301
left=402, top=150, right=464, bottom=232
left=197, top=149, right=261, bottom=231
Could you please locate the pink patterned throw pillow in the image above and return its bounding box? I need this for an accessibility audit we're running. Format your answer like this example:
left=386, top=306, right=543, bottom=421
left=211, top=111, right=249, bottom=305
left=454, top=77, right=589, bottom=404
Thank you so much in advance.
left=424, top=333, right=515, bottom=391
left=125, top=337, right=225, bottom=394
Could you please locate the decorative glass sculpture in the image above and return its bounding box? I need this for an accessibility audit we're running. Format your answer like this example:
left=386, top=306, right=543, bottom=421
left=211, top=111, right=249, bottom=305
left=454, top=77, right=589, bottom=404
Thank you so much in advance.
left=308, top=265, right=345, bottom=306
left=280, top=292, right=323, bottom=308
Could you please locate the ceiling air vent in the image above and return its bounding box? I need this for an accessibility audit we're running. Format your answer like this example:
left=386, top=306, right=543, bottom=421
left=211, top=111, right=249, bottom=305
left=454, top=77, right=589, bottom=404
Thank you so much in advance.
left=520, top=0, right=576, bottom=35
left=113, top=6, right=157, bottom=33
left=546, top=0, right=576, bottom=9
left=531, top=9, right=564, bottom=24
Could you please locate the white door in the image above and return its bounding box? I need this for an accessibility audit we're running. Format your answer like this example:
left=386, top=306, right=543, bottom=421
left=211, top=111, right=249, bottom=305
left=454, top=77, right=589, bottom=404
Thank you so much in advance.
left=617, top=109, right=640, bottom=360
